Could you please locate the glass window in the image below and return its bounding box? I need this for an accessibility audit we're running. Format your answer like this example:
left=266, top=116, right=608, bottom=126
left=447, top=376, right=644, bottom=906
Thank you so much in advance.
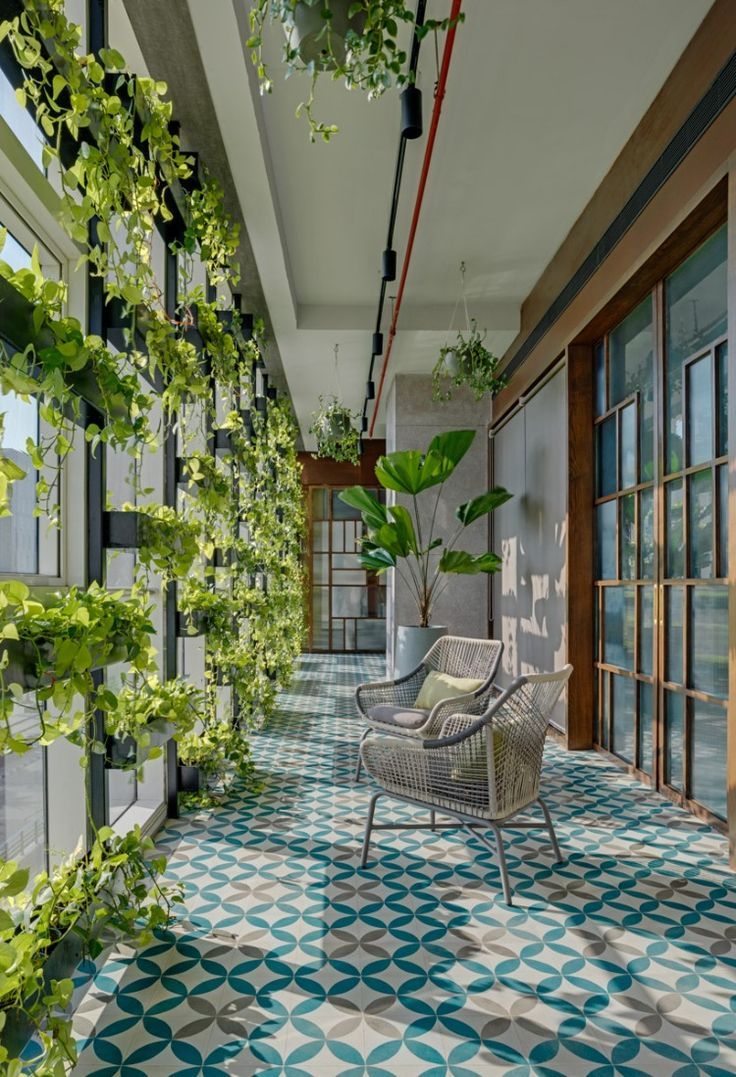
left=689, top=700, right=727, bottom=819
left=603, top=586, right=635, bottom=671
left=611, top=674, right=634, bottom=764
left=639, top=488, right=654, bottom=579
left=0, top=70, right=45, bottom=170
left=665, top=692, right=684, bottom=791
left=666, top=586, right=684, bottom=685
left=665, top=480, right=684, bottom=578
left=688, top=469, right=713, bottom=579
left=594, top=340, right=606, bottom=416
left=619, top=403, right=637, bottom=490
left=620, top=494, right=636, bottom=579
left=0, top=392, right=38, bottom=574
left=689, top=586, right=728, bottom=699
left=686, top=354, right=713, bottom=467
left=597, top=416, right=616, bottom=498
left=609, top=298, right=654, bottom=481
left=718, top=465, right=728, bottom=578
left=0, top=703, right=47, bottom=876
left=638, top=683, right=653, bottom=776
left=665, top=226, right=727, bottom=473
left=716, top=342, right=728, bottom=457
left=596, top=500, right=616, bottom=579
left=639, top=586, right=653, bottom=677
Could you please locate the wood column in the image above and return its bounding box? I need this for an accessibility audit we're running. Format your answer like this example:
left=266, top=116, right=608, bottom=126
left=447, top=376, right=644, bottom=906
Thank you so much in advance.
left=566, top=344, right=595, bottom=749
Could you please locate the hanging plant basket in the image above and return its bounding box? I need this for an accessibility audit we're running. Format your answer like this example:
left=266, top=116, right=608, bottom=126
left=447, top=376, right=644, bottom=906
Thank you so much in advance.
left=432, top=322, right=505, bottom=403
left=286, top=0, right=366, bottom=67
left=309, top=395, right=361, bottom=465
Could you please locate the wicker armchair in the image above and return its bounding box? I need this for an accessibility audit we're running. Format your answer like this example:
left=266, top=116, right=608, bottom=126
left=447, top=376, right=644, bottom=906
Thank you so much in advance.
left=359, top=665, right=573, bottom=904
left=353, top=635, right=503, bottom=780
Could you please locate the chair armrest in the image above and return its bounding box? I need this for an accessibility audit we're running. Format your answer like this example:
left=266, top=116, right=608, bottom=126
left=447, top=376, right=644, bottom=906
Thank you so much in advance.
left=356, top=666, right=428, bottom=714
left=422, top=677, right=525, bottom=749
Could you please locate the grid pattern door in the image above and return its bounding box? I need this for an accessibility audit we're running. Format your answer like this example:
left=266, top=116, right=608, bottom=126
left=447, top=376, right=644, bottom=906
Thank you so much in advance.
left=593, top=224, right=729, bottom=826
left=309, top=487, right=386, bottom=653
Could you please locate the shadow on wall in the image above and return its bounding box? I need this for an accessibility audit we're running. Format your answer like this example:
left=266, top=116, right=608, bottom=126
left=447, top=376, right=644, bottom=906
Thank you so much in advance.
left=494, top=369, right=568, bottom=720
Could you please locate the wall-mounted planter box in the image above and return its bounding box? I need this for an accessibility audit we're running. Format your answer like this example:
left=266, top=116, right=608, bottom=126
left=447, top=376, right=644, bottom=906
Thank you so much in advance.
left=176, top=610, right=206, bottom=637
left=0, top=635, right=130, bottom=692
left=213, top=547, right=231, bottom=569
left=255, top=396, right=267, bottom=418
left=177, top=764, right=201, bottom=793
left=103, top=510, right=141, bottom=549
left=214, top=428, right=233, bottom=453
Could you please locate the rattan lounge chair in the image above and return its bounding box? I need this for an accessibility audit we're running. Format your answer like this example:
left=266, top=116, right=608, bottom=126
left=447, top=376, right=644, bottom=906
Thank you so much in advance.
left=353, top=635, right=504, bottom=780
left=359, top=665, right=573, bottom=904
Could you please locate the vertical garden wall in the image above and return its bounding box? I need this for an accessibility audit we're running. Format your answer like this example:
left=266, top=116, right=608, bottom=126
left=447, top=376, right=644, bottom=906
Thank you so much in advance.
left=0, top=1, right=304, bottom=1070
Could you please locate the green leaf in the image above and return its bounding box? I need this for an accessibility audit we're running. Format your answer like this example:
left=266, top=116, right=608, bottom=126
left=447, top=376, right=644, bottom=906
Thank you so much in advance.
left=374, top=450, right=427, bottom=495
left=426, top=429, right=475, bottom=473
left=438, top=549, right=503, bottom=575
left=338, top=486, right=387, bottom=531
left=0, top=868, right=29, bottom=898
left=456, top=487, right=512, bottom=526
left=357, top=546, right=396, bottom=572
left=387, top=504, right=418, bottom=554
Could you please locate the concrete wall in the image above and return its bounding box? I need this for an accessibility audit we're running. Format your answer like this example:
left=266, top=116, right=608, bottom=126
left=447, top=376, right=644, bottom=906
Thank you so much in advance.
left=385, top=375, right=490, bottom=671
left=491, top=366, right=568, bottom=728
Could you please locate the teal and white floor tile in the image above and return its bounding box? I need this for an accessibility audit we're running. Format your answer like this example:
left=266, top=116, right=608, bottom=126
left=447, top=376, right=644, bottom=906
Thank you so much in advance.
left=70, top=653, right=736, bottom=1075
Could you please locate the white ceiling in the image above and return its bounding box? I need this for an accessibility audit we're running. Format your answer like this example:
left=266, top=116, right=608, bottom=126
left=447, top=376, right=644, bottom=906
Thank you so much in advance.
left=188, top=0, right=714, bottom=445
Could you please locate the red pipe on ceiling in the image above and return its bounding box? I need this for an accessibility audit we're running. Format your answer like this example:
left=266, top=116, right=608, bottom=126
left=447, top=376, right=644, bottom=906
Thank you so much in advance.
left=369, top=0, right=464, bottom=438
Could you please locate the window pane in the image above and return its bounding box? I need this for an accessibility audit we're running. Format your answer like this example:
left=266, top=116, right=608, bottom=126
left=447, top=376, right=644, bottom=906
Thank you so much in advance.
left=686, top=354, right=713, bottom=467
left=597, top=416, right=616, bottom=498
left=688, top=468, right=713, bottom=579
left=603, top=586, right=635, bottom=671
left=596, top=501, right=616, bottom=579
left=716, top=342, right=728, bottom=457
left=599, top=670, right=609, bottom=750
left=611, top=674, right=635, bottom=764
left=0, top=70, right=45, bottom=169
left=620, top=494, right=636, bottom=579
left=356, top=619, right=386, bottom=650
left=665, top=692, right=684, bottom=791
left=312, top=553, right=328, bottom=583
left=0, top=731, right=46, bottom=877
left=718, top=464, right=728, bottom=578
left=666, top=226, right=727, bottom=473
left=311, top=487, right=328, bottom=519
left=609, top=297, right=654, bottom=480
left=0, top=392, right=38, bottom=573
left=332, top=490, right=360, bottom=519
left=689, top=699, right=727, bottom=819
left=594, top=340, right=606, bottom=416
left=689, top=585, right=728, bottom=698
left=665, top=480, right=684, bottom=578
left=639, top=488, right=654, bottom=579
left=638, top=682, right=653, bottom=776
left=619, top=403, right=637, bottom=489
left=639, top=586, right=653, bottom=676
left=666, top=586, right=684, bottom=685
left=312, top=521, right=328, bottom=551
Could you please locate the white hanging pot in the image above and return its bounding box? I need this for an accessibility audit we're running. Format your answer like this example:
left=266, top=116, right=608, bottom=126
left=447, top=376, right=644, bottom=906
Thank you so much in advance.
left=285, top=0, right=366, bottom=68
left=440, top=349, right=461, bottom=377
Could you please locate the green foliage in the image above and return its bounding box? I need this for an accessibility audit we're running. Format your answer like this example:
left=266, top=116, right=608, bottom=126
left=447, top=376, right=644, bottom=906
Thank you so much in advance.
left=0, top=581, right=156, bottom=753
left=340, top=430, right=511, bottom=626
left=309, top=395, right=361, bottom=465
left=432, top=323, right=506, bottom=402
left=247, top=0, right=463, bottom=141
left=128, top=502, right=202, bottom=583
left=106, top=675, right=204, bottom=764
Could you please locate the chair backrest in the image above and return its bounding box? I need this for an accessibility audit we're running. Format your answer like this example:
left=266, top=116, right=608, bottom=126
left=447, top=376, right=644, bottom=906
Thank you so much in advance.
left=423, top=635, right=503, bottom=683
left=486, top=665, right=573, bottom=816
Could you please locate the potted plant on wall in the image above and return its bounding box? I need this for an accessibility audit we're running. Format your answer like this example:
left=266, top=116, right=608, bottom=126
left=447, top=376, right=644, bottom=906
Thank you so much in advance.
left=310, top=394, right=361, bottom=465
left=339, top=429, right=511, bottom=675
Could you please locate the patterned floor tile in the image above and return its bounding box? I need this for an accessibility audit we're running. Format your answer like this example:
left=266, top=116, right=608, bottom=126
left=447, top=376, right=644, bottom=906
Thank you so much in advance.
left=70, top=653, right=736, bottom=1076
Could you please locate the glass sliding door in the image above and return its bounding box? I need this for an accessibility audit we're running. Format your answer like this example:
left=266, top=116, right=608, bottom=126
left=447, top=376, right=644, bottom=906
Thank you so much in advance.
left=661, top=226, right=728, bottom=821
left=593, top=223, right=729, bottom=827
left=308, top=486, right=386, bottom=652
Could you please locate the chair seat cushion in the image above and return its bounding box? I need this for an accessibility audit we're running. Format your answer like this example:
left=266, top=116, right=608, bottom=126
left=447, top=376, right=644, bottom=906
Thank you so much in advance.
left=414, top=671, right=484, bottom=710
left=367, top=704, right=430, bottom=730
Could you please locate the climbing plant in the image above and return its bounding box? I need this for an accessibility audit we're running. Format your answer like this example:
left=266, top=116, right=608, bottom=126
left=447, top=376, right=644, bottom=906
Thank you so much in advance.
left=0, top=3, right=305, bottom=1073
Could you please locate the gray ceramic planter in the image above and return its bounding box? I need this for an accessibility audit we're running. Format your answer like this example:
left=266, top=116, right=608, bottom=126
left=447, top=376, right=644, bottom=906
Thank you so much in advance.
left=395, top=625, right=447, bottom=678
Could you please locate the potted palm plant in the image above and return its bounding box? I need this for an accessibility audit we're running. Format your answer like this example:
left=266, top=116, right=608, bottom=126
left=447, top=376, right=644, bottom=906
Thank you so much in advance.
left=339, top=429, right=511, bottom=675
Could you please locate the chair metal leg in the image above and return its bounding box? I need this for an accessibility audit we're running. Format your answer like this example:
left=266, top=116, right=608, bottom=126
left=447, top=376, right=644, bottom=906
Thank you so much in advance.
left=463, top=823, right=513, bottom=906
left=354, top=727, right=370, bottom=782
left=488, top=824, right=513, bottom=906
left=430, top=810, right=436, bottom=831
left=360, top=791, right=382, bottom=868
left=538, top=796, right=563, bottom=864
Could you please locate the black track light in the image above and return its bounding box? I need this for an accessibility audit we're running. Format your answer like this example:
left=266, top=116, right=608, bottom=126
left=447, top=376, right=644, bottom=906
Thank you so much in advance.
left=267, top=386, right=277, bottom=401
left=381, top=248, right=396, bottom=282
left=241, top=311, right=254, bottom=339
left=366, top=380, right=375, bottom=400
left=372, top=331, right=383, bottom=355
left=361, top=415, right=368, bottom=433
left=400, top=84, right=423, bottom=140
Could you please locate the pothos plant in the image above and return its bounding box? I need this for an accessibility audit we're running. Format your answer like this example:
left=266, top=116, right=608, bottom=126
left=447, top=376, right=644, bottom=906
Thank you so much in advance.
left=247, top=0, right=463, bottom=141
left=432, top=321, right=506, bottom=403
left=310, top=394, right=361, bottom=465
left=0, top=826, right=183, bottom=1075
left=104, top=675, right=204, bottom=766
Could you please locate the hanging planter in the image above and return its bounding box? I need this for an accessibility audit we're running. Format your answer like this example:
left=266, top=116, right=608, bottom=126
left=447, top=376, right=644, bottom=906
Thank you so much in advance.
left=432, top=263, right=506, bottom=402
left=310, top=395, right=361, bottom=465
left=247, top=1, right=462, bottom=141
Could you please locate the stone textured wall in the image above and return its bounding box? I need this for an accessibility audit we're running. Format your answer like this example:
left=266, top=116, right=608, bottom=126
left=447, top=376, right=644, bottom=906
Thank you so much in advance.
left=384, top=375, right=490, bottom=671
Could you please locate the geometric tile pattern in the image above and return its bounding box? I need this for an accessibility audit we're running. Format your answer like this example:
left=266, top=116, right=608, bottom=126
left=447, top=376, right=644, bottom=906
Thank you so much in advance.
left=71, top=654, right=736, bottom=1075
